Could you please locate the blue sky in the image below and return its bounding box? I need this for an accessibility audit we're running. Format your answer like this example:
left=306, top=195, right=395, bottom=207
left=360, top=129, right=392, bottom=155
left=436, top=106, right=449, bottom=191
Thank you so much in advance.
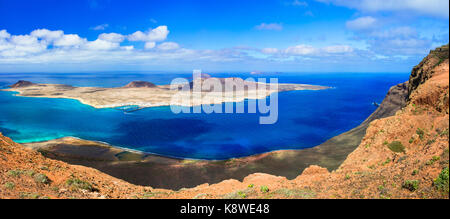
left=0, top=0, right=448, bottom=73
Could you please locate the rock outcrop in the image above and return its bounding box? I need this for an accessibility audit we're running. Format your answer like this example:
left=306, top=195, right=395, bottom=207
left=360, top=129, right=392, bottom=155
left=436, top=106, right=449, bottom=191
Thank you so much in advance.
left=9, top=80, right=34, bottom=88
left=408, top=44, right=449, bottom=99
left=123, top=81, right=157, bottom=88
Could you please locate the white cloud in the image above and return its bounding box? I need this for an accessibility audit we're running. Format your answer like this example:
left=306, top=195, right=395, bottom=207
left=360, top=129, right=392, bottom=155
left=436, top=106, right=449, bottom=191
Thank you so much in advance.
left=262, top=44, right=354, bottom=56
left=144, top=42, right=156, bottom=49
left=255, top=23, right=283, bottom=31
left=98, top=33, right=125, bottom=43
left=285, top=44, right=318, bottom=55
left=128, top=26, right=169, bottom=42
left=0, top=27, right=186, bottom=64
left=54, top=34, right=86, bottom=47
left=346, top=16, right=377, bottom=30
left=157, top=42, right=180, bottom=50
left=366, top=27, right=432, bottom=55
left=0, top=30, right=13, bottom=51
left=91, top=24, right=109, bottom=31
left=261, top=48, right=279, bottom=54
left=30, top=29, right=64, bottom=41
left=0, top=30, right=11, bottom=39
left=86, top=39, right=120, bottom=50
left=10, top=35, right=38, bottom=46
left=2, top=34, right=47, bottom=57
left=369, top=26, right=417, bottom=38
left=0, top=28, right=256, bottom=68
left=322, top=45, right=354, bottom=53
left=316, top=0, right=449, bottom=18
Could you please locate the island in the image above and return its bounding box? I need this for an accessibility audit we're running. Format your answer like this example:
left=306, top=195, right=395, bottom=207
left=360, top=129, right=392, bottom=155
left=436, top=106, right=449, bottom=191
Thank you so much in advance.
left=3, top=77, right=330, bottom=109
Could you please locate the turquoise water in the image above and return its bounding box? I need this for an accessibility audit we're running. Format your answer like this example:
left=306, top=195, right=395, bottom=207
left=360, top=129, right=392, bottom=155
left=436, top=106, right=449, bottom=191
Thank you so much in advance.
left=0, top=72, right=409, bottom=160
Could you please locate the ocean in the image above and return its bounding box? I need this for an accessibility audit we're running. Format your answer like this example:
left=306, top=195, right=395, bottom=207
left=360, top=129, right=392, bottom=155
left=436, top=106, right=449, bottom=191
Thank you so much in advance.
left=0, top=72, right=409, bottom=160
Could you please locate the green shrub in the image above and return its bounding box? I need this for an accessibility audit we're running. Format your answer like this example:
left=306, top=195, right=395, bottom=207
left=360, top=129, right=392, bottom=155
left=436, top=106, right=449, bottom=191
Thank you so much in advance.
left=222, top=188, right=254, bottom=199
left=416, top=128, right=425, bottom=140
left=237, top=191, right=247, bottom=198
left=402, top=180, right=419, bottom=192
left=274, top=188, right=316, bottom=199
left=260, top=185, right=269, bottom=193
left=4, top=182, right=15, bottom=190
left=434, top=167, right=449, bottom=194
left=66, top=178, right=93, bottom=191
left=7, top=169, right=23, bottom=177
left=439, top=128, right=449, bottom=137
left=426, top=156, right=440, bottom=165
left=248, top=184, right=254, bottom=188
left=388, top=141, right=405, bottom=153
left=412, top=169, right=419, bottom=176
left=34, top=173, right=50, bottom=184
left=26, top=170, right=35, bottom=177
left=19, top=192, right=40, bottom=199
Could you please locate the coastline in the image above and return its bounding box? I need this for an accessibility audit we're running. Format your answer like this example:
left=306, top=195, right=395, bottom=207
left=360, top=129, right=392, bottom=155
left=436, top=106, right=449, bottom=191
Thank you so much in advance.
left=19, top=81, right=409, bottom=189
left=3, top=79, right=330, bottom=110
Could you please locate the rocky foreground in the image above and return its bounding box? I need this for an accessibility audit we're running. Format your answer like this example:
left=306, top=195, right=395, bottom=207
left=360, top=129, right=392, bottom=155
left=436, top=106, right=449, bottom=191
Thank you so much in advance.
left=0, top=45, right=449, bottom=199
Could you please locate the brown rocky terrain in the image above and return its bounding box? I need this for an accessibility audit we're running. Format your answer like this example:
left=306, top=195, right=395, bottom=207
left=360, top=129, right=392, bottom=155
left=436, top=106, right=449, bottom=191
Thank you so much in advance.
left=123, top=81, right=157, bottom=88
left=1, top=45, right=448, bottom=199
left=9, top=80, right=35, bottom=88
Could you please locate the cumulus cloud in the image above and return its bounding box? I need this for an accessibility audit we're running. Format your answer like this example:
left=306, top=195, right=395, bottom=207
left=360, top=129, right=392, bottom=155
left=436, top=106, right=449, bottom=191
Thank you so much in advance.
left=30, top=29, right=64, bottom=42
left=346, top=16, right=377, bottom=30
left=255, top=23, right=283, bottom=31
left=54, top=34, right=86, bottom=47
left=0, top=26, right=206, bottom=66
left=98, top=33, right=125, bottom=43
left=0, top=30, right=11, bottom=39
left=316, top=0, right=449, bottom=18
left=5, top=34, right=47, bottom=57
left=0, top=27, right=150, bottom=59
left=85, top=39, right=120, bottom=50
left=0, top=25, right=177, bottom=61
left=128, top=26, right=169, bottom=42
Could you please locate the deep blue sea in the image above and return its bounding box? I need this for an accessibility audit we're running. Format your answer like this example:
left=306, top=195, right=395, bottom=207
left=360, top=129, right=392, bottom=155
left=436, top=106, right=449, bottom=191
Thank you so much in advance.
left=0, top=72, right=409, bottom=160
